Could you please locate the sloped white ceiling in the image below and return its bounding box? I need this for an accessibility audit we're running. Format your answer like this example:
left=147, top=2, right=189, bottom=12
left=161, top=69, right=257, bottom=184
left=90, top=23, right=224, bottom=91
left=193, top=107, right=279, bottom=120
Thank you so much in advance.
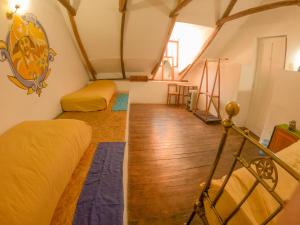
left=75, top=0, right=121, bottom=73
left=174, top=0, right=263, bottom=27
left=124, top=0, right=176, bottom=73
left=204, top=0, right=263, bottom=58
left=177, top=0, right=219, bottom=27
left=60, top=0, right=266, bottom=75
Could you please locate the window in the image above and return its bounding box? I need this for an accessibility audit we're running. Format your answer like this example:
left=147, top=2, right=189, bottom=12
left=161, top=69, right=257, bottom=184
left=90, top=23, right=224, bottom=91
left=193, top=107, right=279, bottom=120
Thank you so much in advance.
left=164, top=40, right=179, bottom=68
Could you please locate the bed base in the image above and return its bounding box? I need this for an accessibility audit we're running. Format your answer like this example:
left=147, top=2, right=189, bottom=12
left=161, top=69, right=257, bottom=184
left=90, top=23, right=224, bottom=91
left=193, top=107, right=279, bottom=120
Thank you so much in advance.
left=185, top=101, right=300, bottom=225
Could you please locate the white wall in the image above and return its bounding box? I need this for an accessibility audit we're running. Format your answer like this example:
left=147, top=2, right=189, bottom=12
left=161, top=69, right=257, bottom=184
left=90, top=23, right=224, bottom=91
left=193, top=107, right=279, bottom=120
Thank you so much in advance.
left=0, top=0, right=88, bottom=134
left=115, top=80, right=169, bottom=104
left=260, top=70, right=300, bottom=141
left=217, top=6, right=300, bottom=71
left=199, top=5, right=300, bottom=129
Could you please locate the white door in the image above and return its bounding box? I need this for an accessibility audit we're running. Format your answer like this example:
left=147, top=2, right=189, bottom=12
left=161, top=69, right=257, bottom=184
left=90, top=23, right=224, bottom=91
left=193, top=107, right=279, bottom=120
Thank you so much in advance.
left=246, top=36, right=286, bottom=136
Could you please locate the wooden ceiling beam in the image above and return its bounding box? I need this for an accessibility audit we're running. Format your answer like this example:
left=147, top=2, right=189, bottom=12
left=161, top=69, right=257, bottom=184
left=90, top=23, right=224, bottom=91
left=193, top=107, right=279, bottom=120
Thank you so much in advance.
left=57, top=0, right=77, bottom=16
left=169, top=0, right=193, bottom=17
left=68, top=12, right=97, bottom=80
left=178, top=0, right=238, bottom=80
left=119, top=0, right=128, bottom=79
left=119, top=0, right=127, bottom=12
left=120, top=11, right=127, bottom=79
left=217, top=0, right=300, bottom=26
left=221, top=0, right=238, bottom=18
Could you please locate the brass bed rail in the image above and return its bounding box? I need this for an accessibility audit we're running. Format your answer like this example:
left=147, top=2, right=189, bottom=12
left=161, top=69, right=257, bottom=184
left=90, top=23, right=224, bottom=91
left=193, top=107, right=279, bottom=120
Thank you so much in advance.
left=185, top=101, right=300, bottom=225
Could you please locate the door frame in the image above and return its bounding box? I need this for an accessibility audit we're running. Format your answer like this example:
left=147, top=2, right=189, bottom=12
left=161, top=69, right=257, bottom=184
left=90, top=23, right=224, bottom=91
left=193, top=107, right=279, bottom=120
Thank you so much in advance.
left=248, top=35, right=287, bottom=136
left=255, top=35, right=287, bottom=71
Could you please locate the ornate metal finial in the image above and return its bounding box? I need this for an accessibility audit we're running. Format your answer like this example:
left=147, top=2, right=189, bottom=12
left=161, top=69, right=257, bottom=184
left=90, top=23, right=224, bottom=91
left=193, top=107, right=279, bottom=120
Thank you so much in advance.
left=250, top=157, right=278, bottom=191
left=225, top=101, right=240, bottom=118
left=222, top=101, right=240, bottom=128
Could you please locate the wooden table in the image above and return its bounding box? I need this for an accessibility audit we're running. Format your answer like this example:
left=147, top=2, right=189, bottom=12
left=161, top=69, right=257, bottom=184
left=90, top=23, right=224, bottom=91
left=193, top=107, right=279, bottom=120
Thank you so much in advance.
left=269, top=124, right=300, bottom=152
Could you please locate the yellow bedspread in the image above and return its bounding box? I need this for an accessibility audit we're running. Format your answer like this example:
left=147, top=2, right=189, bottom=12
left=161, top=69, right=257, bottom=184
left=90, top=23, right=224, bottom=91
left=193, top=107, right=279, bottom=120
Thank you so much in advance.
left=0, top=119, right=92, bottom=225
left=61, top=80, right=116, bottom=112
left=51, top=94, right=127, bottom=225
left=205, top=141, right=300, bottom=225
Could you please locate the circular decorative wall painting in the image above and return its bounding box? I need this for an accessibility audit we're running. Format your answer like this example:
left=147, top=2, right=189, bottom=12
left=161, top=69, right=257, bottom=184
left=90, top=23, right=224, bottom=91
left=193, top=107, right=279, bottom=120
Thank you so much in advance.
left=0, top=14, right=56, bottom=96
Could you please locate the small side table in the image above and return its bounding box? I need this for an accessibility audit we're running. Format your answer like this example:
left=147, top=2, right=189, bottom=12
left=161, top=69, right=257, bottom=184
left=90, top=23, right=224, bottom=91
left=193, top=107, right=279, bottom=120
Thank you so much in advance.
left=268, top=124, right=300, bottom=153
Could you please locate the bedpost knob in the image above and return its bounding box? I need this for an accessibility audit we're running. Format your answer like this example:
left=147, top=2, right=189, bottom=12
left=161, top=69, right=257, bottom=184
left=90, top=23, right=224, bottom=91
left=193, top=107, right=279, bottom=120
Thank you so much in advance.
left=222, top=101, right=240, bottom=128
left=225, top=101, right=240, bottom=118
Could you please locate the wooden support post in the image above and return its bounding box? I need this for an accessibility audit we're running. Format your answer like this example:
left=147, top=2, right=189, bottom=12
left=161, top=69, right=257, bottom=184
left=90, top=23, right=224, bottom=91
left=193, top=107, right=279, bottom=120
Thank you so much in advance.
left=169, top=0, right=193, bottom=17
left=119, top=0, right=127, bottom=12
left=217, top=0, right=300, bottom=26
left=221, top=0, right=238, bottom=18
left=68, top=12, right=97, bottom=80
left=120, top=11, right=127, bottom=79
left=57, top=0, right=77, bottom=16
left=194, top=59, right=207, bottom=111
left=205, top=60, right=208, bottom=116
left=205, top=59, right=221, bottom=119
left=194, top=59, right=222, bottom=123
left=218, top=59, right=221, bottom=118
left=119, top=0, right=128, bottom=79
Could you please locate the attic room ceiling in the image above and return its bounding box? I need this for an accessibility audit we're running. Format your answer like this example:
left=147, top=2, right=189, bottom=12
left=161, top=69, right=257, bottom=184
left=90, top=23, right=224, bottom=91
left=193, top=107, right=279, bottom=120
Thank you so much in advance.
left=124, top=0, right=176, bottom=74
left=58, top=0, right=295, bottom=78
left=128, top=0, right=175, bottom=15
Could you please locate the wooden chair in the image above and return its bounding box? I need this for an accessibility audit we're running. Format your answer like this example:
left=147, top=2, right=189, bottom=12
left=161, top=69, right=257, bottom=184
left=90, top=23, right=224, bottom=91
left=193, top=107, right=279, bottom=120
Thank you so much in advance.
left=167, top=84, right=179, bottom=105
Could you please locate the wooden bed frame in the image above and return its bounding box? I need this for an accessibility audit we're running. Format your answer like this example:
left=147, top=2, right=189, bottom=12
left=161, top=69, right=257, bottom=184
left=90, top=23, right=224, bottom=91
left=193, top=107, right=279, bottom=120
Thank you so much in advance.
left=185, top=101, right=300, bottom=225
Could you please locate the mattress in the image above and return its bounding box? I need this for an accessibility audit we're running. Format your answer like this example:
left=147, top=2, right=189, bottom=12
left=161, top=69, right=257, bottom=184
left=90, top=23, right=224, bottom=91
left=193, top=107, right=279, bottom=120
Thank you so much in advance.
left=204, top=141, right=300, bottom=225
left=0, top=119, right=92, bottom=225
left=51, top=94, right=128, bottom=225
left=61, top=80, right=116, bottom=112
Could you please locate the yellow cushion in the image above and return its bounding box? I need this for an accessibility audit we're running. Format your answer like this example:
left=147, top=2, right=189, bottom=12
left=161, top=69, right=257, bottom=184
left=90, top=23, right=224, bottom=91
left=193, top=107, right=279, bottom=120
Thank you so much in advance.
left=61, top=80, right=116, bottom=112
left=0, top=119, right=92, bottom=225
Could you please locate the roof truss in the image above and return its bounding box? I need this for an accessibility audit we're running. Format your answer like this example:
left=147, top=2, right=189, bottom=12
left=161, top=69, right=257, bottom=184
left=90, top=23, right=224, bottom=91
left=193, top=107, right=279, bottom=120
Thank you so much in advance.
left=120, top=0, right=128, bottom=79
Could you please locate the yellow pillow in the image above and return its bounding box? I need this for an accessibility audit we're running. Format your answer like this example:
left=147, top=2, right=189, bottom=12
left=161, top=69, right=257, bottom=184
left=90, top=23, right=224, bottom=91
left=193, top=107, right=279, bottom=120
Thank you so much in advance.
left=0, top=119, right=92, bottom=225
left=61, top=80, right=116, bottom=112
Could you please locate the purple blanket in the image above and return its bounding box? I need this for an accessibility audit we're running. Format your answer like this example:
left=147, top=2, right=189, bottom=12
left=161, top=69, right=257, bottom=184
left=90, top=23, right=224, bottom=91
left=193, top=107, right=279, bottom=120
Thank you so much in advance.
left=73, top=142, right=126, bottom=225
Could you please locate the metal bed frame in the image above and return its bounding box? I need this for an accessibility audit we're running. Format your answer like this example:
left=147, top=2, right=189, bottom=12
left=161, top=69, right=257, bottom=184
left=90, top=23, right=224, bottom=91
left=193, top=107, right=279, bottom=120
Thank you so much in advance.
left=186, top=101, right=300, bottom=225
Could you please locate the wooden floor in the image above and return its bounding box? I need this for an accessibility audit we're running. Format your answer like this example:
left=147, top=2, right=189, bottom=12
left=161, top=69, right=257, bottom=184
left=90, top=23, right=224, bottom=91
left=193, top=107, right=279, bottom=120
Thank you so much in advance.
left=128, top=104, right=258, bottom=225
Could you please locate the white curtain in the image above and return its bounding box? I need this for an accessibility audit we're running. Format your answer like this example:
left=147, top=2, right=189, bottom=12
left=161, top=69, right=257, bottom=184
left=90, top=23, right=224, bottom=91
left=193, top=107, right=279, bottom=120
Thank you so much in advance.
left=163, top=60, right=172, bottom=80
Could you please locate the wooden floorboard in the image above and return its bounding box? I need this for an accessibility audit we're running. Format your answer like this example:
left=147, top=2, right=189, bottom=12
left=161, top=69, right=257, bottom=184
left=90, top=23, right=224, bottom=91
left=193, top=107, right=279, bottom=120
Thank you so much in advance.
left=128, top=104, right=258, bottom=225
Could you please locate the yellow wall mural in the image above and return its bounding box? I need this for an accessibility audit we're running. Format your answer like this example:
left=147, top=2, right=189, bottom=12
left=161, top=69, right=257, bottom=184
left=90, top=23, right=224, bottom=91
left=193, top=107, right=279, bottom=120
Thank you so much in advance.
left=0, top=13, right=56, bottom=96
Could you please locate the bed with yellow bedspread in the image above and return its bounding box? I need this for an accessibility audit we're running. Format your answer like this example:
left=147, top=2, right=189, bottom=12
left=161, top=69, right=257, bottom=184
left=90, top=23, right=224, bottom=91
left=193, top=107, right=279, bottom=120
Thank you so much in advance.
left=61, top=80, right=116, bottom=112
left=52, top=94, right=127, bottom=225
left=204, top=141, right=300, bottom=225
left=0, top=94, right=127, bottom=225
left=0, top=119, right=92, bottom=225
